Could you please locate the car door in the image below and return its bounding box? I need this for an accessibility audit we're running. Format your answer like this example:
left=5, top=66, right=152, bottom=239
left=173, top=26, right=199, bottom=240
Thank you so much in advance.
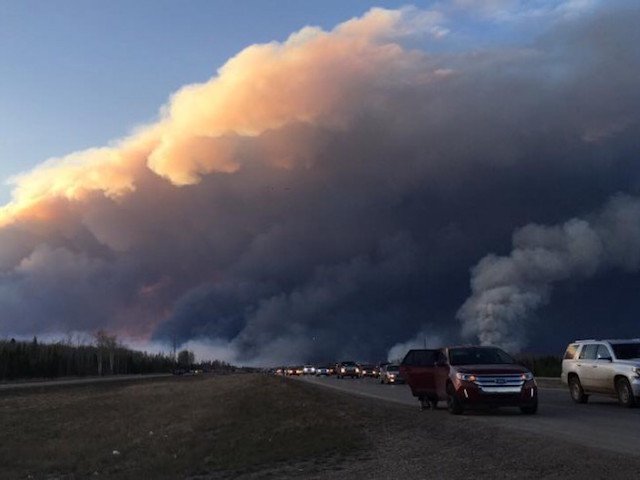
left=576, top=344, right=598, bottom=391
left=434, top=350, right=450, bottom=401
left=401, top=350, right=438, bottom=395
left=593, top=344, right=615, bottom=393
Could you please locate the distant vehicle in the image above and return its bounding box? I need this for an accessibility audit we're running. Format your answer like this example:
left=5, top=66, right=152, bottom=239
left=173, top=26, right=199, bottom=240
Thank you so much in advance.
left=358, top=364, right=378, bottom=378
left=400, top=347, right=538, bottom=415
left=286, top=366, right=303, bottom=376
left=172, top=368, right=202, bottom=376
left=315, top=365, right=333, bottom=376
left=561, top=339, right=640, bottom=407
left=336, top=361, right=359, bottom=379
left=379, top=364, right=403, bottom=384
left=302, top=365, right=316, bottom=375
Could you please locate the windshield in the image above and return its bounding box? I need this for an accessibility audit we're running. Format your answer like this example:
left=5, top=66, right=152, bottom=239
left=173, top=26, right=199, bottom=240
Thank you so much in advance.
left=611, top=343, right=640, bottom=360
left=342, top=361, right=356, bottom=366
left=387, top=365, right=399, bottom=372
left=449, top=347, right=515, bottom=366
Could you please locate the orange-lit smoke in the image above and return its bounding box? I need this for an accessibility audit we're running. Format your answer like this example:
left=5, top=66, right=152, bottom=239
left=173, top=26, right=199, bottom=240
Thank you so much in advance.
left=0, top=7, right=443, bottom=225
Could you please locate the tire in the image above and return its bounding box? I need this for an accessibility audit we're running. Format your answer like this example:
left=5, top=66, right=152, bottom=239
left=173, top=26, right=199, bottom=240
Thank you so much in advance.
left=446, top=384, right=464, bottom=415
left=520, top=401, right=538, bottom=415
left=569, top=376, right=589, bottom=404
left=616, top=378, right=636, bottom=408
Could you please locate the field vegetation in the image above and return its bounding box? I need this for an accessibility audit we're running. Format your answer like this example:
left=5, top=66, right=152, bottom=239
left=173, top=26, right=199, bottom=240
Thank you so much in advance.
left=0, top=374, right=368, bottom=479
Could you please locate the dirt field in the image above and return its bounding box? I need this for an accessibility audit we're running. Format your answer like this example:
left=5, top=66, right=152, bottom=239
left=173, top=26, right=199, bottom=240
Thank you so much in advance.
left=1, top=374, right=640, bottom=479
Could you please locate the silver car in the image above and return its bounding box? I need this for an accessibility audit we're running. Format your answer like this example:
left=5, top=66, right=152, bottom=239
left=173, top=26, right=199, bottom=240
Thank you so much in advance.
left=561, top=339, right=640, bottom=407
left=379, top=364, right=404, bottom=384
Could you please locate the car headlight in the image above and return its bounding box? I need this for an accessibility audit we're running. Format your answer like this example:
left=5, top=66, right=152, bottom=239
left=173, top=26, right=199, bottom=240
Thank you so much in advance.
left=455, top=373, right=477, bottom=382
left=355, top=368, right=360, bottom=373
left=521, top=372, right=534, bottom=381
left=389, top=373, right=395, bottom=378
left=341, top=368, right=346, bottom=373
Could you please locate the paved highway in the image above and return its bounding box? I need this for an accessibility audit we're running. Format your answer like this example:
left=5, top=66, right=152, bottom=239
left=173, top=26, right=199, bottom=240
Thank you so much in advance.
left=300, top=375, right=640, bottom=457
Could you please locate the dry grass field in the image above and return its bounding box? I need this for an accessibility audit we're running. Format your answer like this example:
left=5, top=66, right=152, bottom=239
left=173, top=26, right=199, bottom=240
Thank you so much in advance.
left=0, top=374, right=372, bottom=479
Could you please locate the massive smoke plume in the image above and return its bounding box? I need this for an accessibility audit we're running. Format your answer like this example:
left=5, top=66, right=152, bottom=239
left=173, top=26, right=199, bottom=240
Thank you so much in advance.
left=1, top=3, right=639, bottom=363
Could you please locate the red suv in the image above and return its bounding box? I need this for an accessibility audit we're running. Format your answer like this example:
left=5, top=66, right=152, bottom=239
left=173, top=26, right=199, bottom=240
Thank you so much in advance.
left=400, top=346, right=538, bottom=415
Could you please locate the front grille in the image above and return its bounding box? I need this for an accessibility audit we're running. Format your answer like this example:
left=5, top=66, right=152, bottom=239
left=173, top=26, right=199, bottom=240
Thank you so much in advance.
left=473, top=375, right=524, bottom=394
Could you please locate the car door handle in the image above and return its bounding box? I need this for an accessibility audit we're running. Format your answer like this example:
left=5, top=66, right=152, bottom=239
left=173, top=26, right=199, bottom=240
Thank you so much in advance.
left=577, top=363, right=582, bottom=367
left=592, top=365, right=598, bottom=368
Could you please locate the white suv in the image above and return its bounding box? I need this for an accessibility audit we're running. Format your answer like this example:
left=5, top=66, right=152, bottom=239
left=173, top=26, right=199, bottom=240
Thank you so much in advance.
left=561, top=339, right=640, bottom=407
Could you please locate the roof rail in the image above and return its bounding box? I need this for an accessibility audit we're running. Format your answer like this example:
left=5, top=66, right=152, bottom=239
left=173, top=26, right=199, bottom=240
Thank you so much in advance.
left=602, top=338, right=640, bottom=342
left=575, top=338, right=640, bottom=343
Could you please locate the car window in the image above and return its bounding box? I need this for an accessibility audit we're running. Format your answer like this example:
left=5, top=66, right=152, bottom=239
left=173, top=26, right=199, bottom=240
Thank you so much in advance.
left=563, top=344, right=579, bottom=360
left=611, top=343, right=640, bottom=360
left=578, top=344, right=598, bottom=360
left=402, top=351, right=414, bottom=365
left=401, top=350, right=437, bottom=366
left=448, top=347, right=514, bottom=365
left=596, top=344, right=612, bottom=360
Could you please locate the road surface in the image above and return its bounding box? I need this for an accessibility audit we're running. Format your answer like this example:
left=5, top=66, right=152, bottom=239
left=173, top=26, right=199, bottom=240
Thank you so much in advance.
left=299, top=375, right=640, bottom=457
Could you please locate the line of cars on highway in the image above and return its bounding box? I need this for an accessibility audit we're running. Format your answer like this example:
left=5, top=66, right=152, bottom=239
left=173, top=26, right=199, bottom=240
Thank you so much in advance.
left=273, top=361, right=405, bottom=384
left=274, top=338, right=640, bottom=416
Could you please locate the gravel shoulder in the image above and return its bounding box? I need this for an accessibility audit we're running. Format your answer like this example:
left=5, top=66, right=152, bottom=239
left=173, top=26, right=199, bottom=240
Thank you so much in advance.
left=290, top=380, right=640, bottom=480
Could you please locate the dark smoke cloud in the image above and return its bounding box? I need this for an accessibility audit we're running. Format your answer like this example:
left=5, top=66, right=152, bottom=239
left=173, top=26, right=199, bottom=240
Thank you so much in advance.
left=1, top=3, right=639, bottom=363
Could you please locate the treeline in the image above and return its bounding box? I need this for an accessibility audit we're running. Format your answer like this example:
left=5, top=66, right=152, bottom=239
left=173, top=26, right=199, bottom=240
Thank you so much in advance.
left=0, top=335, right=175, bottom=381
left=516, top=354, right=562, bottom=377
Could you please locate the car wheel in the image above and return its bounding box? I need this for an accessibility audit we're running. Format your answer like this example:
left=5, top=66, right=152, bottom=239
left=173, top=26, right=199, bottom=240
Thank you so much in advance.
left=569, top=376, right=589, bottom=403
left=616, top=378, right=636, bottom=408
left=520, top=400, right=538, bottom=415
left=446, top=384, right=464, bottom=415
